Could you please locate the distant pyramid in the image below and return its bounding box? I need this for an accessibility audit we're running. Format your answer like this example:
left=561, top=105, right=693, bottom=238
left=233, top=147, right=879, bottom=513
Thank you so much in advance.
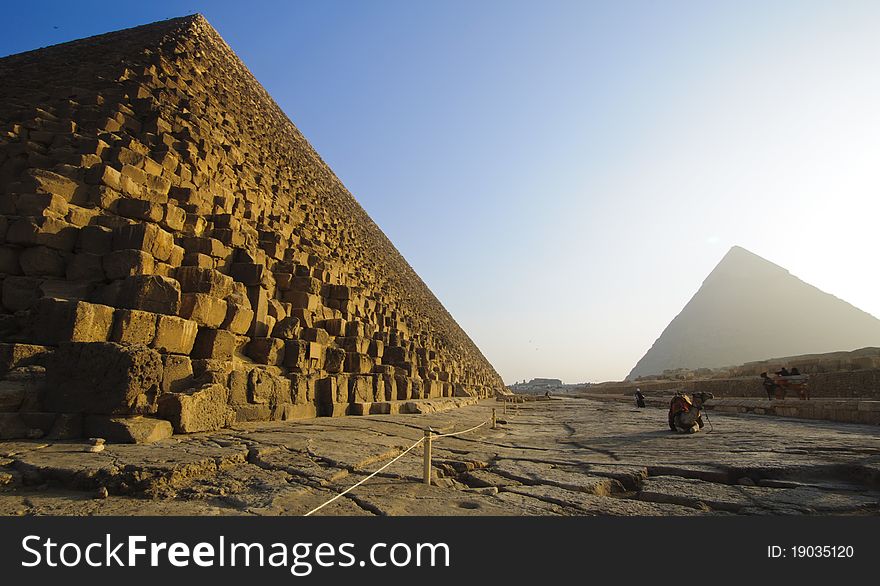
left=628, top=246, right=880, bottom=380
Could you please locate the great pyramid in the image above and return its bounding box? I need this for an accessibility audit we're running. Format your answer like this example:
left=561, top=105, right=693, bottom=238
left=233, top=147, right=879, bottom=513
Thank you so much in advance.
left=628, top=246, right=880, bottom=380
left=0, top=15, right=503, bottom=441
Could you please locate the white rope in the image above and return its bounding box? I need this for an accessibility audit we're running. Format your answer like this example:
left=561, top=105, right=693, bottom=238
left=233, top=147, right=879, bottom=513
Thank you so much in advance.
left=432, top=418, right=490, bottom=439
left=303, top=437, right=425, bottom=516
left=302, top=416, right=493, bottom=516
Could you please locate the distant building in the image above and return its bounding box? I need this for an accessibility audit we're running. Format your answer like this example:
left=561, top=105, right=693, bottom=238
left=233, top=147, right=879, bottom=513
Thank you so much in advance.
left=508, top=378, right=582, bottom=394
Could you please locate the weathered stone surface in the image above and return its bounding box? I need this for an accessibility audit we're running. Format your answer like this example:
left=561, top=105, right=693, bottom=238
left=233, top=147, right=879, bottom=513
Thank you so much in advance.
left=179, top=293, right=227, bottom=328
left=103, top=249, right=154, bottom=280
left=151, top=315, right=198, bottom=354
left=112, top=223, right=174, bottom=262
left=191, top=328, right=235, bottom=360
left=272, top=316, right=300, bottom=340
left=84, top=415, right=173, bottom=444
left=44, top=342, right=163, bottom=415
left=110, top=309, right=158, bottom=346
left=221, top=303, right=254, bottom=335
left=161, top=354, right=193, bottom=393
left=158, top=384, right=234, bottom=433
left=246, top=337, right=285, bottom=365
left=19, top=245, right=66, bottom=277
left=0, top=343, right=52, bottom=376
left=117, top=275, right=181, bottom=315
left=175, top=267, right=233, bottom=297
left=32, top=298, right=114, bottom=345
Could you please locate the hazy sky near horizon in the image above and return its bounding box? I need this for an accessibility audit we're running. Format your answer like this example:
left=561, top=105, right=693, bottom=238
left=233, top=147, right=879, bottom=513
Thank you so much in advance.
left=3, top=1, right=878, bottom=383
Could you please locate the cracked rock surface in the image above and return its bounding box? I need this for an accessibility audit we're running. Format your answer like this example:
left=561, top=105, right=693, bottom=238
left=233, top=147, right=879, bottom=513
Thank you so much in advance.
left=1, top=398, right=878, bottom=515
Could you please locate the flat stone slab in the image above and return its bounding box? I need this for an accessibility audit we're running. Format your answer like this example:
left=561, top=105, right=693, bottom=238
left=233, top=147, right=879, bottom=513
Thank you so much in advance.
left=638, top=475, right=879, bottom=513
left=2, top=398, right=880, bottom=515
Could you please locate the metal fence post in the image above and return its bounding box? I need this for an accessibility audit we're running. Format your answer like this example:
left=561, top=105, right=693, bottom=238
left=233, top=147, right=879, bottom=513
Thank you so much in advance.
left=423, top=428, right=432, bottom=485
left=492, top=408, right=497, bottom=429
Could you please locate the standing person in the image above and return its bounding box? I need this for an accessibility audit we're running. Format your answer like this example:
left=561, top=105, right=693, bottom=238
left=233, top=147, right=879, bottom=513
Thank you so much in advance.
left=634, top=388, right=646, bottom=408
left=760, top=372, right=777, bottom=399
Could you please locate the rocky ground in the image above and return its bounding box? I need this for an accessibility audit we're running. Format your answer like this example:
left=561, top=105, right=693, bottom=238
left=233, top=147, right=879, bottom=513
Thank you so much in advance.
left=1, top=397, right=879, bottom=516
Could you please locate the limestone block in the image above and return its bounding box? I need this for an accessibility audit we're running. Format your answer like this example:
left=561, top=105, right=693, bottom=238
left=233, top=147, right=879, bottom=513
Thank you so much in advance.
left=175, top=266, right=233, bottom=297
left=290, top=276, right=323, bottom=295
left=76, top=224, right=113, bottom=255
left=267, top=298, right=287, bottom=321
left=235, top=404, right=272, bottom=422
left=274, top=272, right=293, bottom=290
left=301, top=327, right=331, bottom=345
left=21, top=168, right=79, bottom=200
left=320, top=318, right=346, bottom=336
left=66, top=252, right=105, bottom=282
left=246, top=285, right=270, bottom=337
left=116, top=198, right=164, bottom=223
left=103, top=249, right=155, bottom=280
left=272, top=316, right=300, bottom=339
left=338, top=336, right=370, bottom=354
left=349, top=375, right=373, bottom=404
left=289, top=374, right=311, bottom=404
left=117, top=275, right=180, bottom=315
left=167, top=244, right=185, bottom=267
left=84, top=163, right=122, bottom=191
left=227, top=369, right=248, bottom=406
left=368, top=339, right=385, bottom=359
left=180, top=236, right=228, bottom=258
left=221, top=303, right=254, bottom=335
left=411, top=378, right=425, bottom=399
left=395, top=375, right=412, bottom=400
left=152, top=314, right=198, bottom=354
left=246, top=337, right=286, bottom=366
left=279, top=403, right=317, bottom=420
left=161, top=354, right=193, bottom=393
left=84, top=415, right=173, bottom=444
left=19, top=245, right=66, bottom=277
left=111, top=308, right=158, bottom=345
left=230, top=262, right=265, bottom=286
left=0, top=378, right=28, bottom=412
left=112, top=222, right=174, bottom=262
left=0, top=344, right=52, bottom=377
left=158, top=384, right=233, bottom=433
left=15, top=192, right=69, bottom=217
left=384, top=346, right=408, bottom=366
left=345, top=352, right=374, bottom=374
left=6, top=217, right=78, bottom=251
left=179, top=293, right=227, bottom=328
left=324, top=347, right=345, bottom=373
left=46, top=413, right=83, bottom=439
left=316, top=376, right=349, bottom=410
left=2, top=276, right=42, bottom=311
left=191, top=328, right=235, bottom=360
left=283, top=340, right=309, bottom=371
left=183, top=253, right=214, bottom=268
left=162, top=204, right=186, bottom=232
left=286, top=290, right=319, bottom=311
left=32, top=298, right=114, bottom=344
left=44, top=342, right=163, bottom=415
left=0, top=246, right=21, bottom=276
left=248, top=368, right=289, bottom=405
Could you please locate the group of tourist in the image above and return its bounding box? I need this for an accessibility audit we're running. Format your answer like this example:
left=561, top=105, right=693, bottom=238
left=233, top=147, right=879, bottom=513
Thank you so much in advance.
left=760, top=367, right=804, bottom=399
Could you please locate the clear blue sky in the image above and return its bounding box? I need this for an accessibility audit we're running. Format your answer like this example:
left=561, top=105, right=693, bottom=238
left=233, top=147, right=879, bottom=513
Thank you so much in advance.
left=3, top=1, right=879, bottom=383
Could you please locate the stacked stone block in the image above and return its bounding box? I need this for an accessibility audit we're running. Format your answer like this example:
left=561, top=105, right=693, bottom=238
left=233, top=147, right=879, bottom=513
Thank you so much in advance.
left=0, top=15, right=504, bottom=442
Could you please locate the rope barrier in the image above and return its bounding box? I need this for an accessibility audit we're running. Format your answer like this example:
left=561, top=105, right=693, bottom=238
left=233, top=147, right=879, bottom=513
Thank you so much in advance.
left=432, top=418, right=490, bottom=439
left=302, top=413, right=497, bottom=516
left=303, top=436, right=426, bottom=516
